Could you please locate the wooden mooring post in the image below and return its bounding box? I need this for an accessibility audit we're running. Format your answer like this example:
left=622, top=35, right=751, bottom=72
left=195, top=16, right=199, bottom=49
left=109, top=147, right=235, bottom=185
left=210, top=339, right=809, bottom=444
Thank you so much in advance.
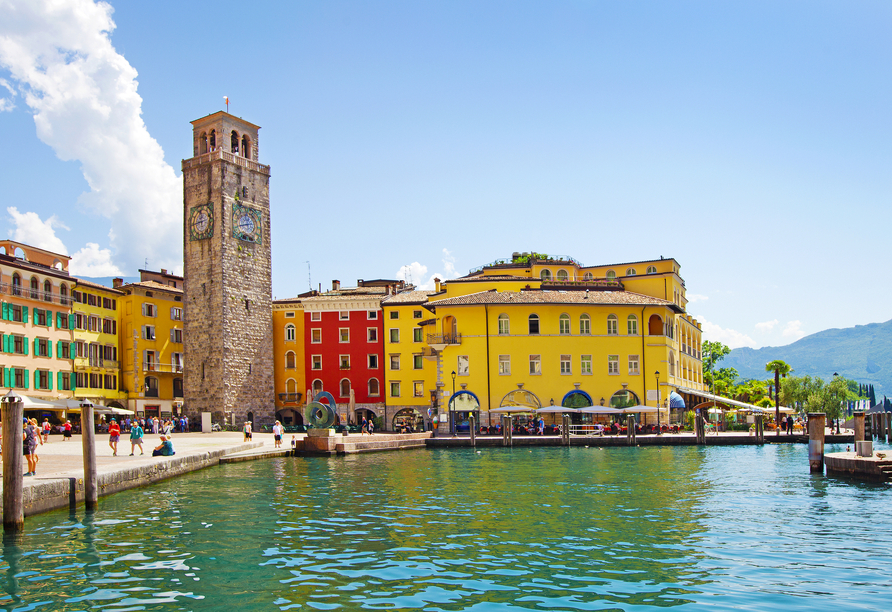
left=81, top=401, right=98, bottom=510
left=695, top=411, right=704, bottom=444
left=1, top=390, right=25, bottom=532
left=853, top=411, right=865, bottom=443
left=469, top=415, right=476, bottom=447
left=807, top=412, right=826, bottom=473
left=755, top=414, right=764, bottom=444
left=502, top=415, right=512, bottom=447
left=561, top=414, right=570, bottom=446
left=626, top=414, right=636, bottom=446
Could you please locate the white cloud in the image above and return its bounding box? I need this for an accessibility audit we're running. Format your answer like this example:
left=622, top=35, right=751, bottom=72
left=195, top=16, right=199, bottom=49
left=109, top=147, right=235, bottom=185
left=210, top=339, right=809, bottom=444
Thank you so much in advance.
left=69, top=242, right=122, bottom=276
left=396, top=249, right=463, bottom=290
left=755, top=319, right=779, bottom=332
left=396, top=262, right=428, bottom=286
left=6, top=206, right=69, bottom=254
left=696, top=315, right=757, bottom=349
left=782, top=320, right=806, bottom=340
left=0, top=77, right=13, bottom=111
left=686, top=293, right=709, bottom=303
left=0, top=0, right=182, bottom=274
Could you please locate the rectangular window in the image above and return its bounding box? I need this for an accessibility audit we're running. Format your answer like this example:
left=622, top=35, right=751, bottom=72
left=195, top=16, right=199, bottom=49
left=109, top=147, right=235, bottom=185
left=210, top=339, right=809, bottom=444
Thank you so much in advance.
left=13, top=368, right=25, bottom=389
left=340, top=311, right=350, bottom=320
left=498, top=316, right=509, bottom=335
left=171, top=328, right=183, bottom=343
left=143, top=303, right=157, bottom=317
left=10, top=305, right=23, bottom=323
left=390, top=355, right=400, bottom=370
left=413, top=310, right=423, bottom=319
left=340, top=355, right=350, bottom=369
left=628, top=317, right=638, bottom=335
left=87, top=294, right=97, bottom=307
left=58, top=313, right=69, bottom=330
left=413, top=354, right=423, bottom=369
left=367, top=328, right=378, bottom=342
left=89, top=316, right=101, bottom=332
left=311, top=329, right=322, bottom=343
left=529, top=354, right=541, bottom=375
left=368, top=311, right=378, bottom=320
left=608, top=355, right=619, bottom=375
left=103, top=297, right=116, bottom=310
left=36, top=370, right=49, bottom=390
left=170, top=307, right=183, bottom=320
left=285, top=312, right=295, bottom=318
left=102, top=318, right=117, bottom=334
left=59, top=341, right=71, bottom=359
left=413, top=328, right=423, bottom=343
left=581, top=355, right=592, bottom=375
left=413, top=382, right=424, bottom=397
left=311, top=355, right=322, bottom=370
left=59, top=373, right=72, bottom=391
left=607, top=317, right=618, bottom=335
left=368, top=354, right=378, bottom=369
left=310, top=312, right=321, bottom=321
left=389, top=328, right=399, bottom=343
left=499, top=355, right=511, bottom=375
left=172, top=353, right=184, bottom=372
left=580, top=316, right=591, bottom=335
left=457, top=355, right=469, bottom=376
left=36, top=338, right=49, bottom=357
left=143, top=325, right=155, bottom=340
left=390, top=381, right=400, bottom=397
left=339, top=328, right=350, bottom=343
left=12, top=335, right=25, bottom=355
left=628, top=355, right=640, bottom=375
left=389, top=311, right=399, bottom=320
left=560, top=354, right=571, bottom=375
left=35, top=309, right=48, bottom=326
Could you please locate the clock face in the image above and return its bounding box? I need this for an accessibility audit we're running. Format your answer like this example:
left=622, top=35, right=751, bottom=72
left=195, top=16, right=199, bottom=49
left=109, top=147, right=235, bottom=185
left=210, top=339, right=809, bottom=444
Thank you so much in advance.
left=189, top=204, right=214, bottom=240
left=238, top=213, right=255, bottom=235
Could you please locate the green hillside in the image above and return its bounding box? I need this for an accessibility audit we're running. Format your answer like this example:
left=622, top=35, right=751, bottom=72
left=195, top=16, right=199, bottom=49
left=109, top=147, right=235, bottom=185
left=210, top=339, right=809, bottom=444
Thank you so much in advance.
left=724, top=318, right=892, bottom=397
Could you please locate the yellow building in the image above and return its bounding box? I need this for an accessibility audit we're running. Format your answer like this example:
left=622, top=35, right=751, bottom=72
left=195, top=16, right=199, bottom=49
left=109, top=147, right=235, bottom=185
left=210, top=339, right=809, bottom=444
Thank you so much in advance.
left=272, top=298, right=305, bottom=426
left=418, top=253, right=704, bottom=432
left=0, top=240, right=76, bottom=420
left=381, top=290, right=437, bottom=430
left=117, top=270, right=185, bottom=420
left=71, top=279, right=126, bottom=409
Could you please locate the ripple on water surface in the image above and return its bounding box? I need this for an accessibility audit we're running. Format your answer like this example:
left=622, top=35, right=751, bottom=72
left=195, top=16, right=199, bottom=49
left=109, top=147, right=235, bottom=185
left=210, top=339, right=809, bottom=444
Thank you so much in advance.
left=2, top=442, right=891, bottom=611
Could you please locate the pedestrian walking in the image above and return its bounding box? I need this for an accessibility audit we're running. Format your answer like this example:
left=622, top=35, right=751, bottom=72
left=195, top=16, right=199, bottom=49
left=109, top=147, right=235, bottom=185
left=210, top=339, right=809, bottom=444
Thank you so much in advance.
left=272, top=420, right=283, bottom=448
left=130, top=420, right=145, bottom=455
left=24, top=418, right=42, bottom=476
left=108, top=418, right=121, bottom=456
left=41, top=418, right=52, bottom=443
left=361, top=416, right=369, bottom=435
left=243, top=421, right=252, bottom=441
left=63, top=420, right=72, bottom=440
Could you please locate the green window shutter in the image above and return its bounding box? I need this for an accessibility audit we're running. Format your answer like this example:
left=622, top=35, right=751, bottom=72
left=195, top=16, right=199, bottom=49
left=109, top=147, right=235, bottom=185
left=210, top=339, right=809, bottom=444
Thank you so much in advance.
left=1, top=303, right=7, bottom=321
left=33, top=337, right=38, bottom=355
left=56, top=312, right=61, bottom=328
left=0, top=333, right=4, bottom=354
left=57, top=371, right=62, bottom=390
left=4, top=335, right=9, bottom=353
left=47, top=372, right=52, bottom=391
left=33, top=370, right=37, bottom=389
left=22, top=306, right=28, bottom=321
left=22, top=338, right=28, bottom=356
left=56, top=340, right=61, bottom=355
left=32, top=308, right=37, bottom=325
left=24, top=369, right=29, bottom=389
left=47, top=310, right=53, bottom=328
left=47, top=341, right=52, bottom=358
left=70, top=372, right=76, bottom=392
left=4, top=368, right=10, bottom=388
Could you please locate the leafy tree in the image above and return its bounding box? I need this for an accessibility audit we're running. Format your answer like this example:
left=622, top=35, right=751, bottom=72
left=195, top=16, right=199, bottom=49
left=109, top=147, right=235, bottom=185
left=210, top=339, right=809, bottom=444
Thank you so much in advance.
left=766, top=360, right=793, bottom=436
left=702, top=341, right=731, bottom=387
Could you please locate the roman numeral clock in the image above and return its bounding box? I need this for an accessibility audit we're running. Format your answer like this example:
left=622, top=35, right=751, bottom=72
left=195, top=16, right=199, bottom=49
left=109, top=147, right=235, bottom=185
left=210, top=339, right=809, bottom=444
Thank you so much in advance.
left=232, top=199, right=262, bottom=243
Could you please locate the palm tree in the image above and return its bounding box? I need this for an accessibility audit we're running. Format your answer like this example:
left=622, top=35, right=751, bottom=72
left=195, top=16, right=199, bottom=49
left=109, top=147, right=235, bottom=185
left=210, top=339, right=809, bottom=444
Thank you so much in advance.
left=766, top=360, right=793, bottom=437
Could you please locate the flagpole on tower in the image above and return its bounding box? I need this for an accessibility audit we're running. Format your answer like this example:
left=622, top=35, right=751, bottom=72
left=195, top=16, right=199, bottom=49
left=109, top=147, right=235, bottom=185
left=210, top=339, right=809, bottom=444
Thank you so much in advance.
left=224, top=96, right=229, bottom=112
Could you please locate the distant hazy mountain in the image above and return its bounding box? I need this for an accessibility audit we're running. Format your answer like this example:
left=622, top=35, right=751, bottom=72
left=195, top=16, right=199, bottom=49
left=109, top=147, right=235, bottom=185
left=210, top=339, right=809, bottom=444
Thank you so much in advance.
left=724, top=319, right=892, bottom=396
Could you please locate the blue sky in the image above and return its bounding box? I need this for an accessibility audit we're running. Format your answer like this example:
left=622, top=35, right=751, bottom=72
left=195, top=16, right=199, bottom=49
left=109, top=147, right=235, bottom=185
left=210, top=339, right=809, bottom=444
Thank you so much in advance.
left=0, top=0, right=890, bottom=349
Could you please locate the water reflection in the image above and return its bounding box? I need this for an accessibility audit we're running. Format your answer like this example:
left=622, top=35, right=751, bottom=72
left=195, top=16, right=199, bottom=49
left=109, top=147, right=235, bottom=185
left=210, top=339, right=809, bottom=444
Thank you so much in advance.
left=0, top=443, right=890, bottom=610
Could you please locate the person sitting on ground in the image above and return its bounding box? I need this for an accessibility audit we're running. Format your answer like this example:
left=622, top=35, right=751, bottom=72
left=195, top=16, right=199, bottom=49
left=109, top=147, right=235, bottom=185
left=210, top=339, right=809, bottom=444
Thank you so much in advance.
left=152, top=435, right=175, bottom=457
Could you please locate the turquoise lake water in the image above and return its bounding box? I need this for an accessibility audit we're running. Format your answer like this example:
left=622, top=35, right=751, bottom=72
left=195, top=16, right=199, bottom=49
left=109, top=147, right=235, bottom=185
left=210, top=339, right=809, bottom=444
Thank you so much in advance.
left=2, top=442, right=891, bottom=611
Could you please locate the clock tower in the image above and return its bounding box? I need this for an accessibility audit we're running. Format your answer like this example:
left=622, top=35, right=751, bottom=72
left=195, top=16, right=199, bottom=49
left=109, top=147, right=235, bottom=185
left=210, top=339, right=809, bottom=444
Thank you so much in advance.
left=181, top=111, right=274, bottom=427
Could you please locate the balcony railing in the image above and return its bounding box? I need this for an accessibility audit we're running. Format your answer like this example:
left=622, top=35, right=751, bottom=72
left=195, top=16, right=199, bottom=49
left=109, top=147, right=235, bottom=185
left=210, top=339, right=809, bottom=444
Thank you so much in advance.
left=181, top=148, right=270, bottom=175
left=145, top=389, right=160, bottom=398
left=143, top=362, right=184, bottom=373
left=0, top=282, right=72, bottom=305
left=426, top=333, right=462, bottom=346
left=74, top=357, right=119, bottom=370
left=278, top=392, right=303, bottom=403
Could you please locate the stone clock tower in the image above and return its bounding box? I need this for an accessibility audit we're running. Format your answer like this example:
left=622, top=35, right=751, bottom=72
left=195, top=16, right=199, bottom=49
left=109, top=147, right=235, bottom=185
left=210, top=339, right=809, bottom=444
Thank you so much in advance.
left=181, top=111, right=274, bottom=427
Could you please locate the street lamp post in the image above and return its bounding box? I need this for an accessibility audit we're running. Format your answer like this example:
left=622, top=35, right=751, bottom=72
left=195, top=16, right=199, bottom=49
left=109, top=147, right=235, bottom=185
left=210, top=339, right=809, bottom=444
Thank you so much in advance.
left=655, top=370, right=661, bottom=435
left=451, top=370, right=456, bottom=436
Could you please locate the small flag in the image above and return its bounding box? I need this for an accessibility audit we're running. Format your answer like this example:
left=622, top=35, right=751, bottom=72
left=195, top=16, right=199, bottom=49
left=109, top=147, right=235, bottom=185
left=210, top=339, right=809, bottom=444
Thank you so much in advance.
left=224, top=96, right=229, bottom=111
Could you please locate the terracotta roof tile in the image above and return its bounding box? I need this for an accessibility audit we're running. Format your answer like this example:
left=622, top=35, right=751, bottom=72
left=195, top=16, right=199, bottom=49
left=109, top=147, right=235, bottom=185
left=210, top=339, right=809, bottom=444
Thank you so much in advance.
left=382, top=290, right=435, bottom=305
left=428, top=289, right=679, bottom=309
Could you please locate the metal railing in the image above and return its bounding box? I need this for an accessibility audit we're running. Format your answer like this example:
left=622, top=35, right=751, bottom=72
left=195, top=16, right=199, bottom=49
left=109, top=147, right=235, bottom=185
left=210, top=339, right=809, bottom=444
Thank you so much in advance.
left=143, top=362, right=184, bottom=373
left=0, top=282, right=72, bottom=305
left=74, top=357, right=119, bottom=369
left=426, top=332, right=461, bottom=345
left=278, top=392, right=303, bottom=403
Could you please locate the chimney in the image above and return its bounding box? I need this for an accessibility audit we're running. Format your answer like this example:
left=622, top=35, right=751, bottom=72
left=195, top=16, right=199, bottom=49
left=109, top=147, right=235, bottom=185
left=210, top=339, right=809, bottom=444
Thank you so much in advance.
left=434, top=277, right=441, bottom=292
left=113, top=278, right=123, bottom=288
left=332, top=280, right=340, bottom=291
left=161, top=268, right=167, bottom=275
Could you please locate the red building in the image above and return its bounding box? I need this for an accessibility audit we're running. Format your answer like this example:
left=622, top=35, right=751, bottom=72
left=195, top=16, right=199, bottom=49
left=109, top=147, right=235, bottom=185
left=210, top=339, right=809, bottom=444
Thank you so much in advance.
left=302, top=279, right=405, bottom=425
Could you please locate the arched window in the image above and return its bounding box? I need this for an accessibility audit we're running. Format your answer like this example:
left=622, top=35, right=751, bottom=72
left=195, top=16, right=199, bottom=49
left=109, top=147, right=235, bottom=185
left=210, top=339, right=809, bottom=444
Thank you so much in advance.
left=199, top=132, right=208, bottom=154
left=60, top=283, right=69, bottom=305
left=11, top=273, right=21, bottom=296
left=627, top=315, right=638, bottom=335
left=497, top=313, right=509, bottom=335
left=556, top=269, right=569, bottom=281
left=368, top=378, right=380, bottom=396
left=52, top=259, right=62, bottom=270
left=626, top=268, right=637, bottom=276
left=579, top=314, right=591, bottom=335
left=209, top=129, right=216, bottom=150
left=144, top=376, right=159, bottom=398
left=43, top=280, right=52, bottom=301
left=559, top=313, right=570, bottom=335
left=0, top=246, right=5, bottom=254
left=13, top=247, right=25, bottom=259
left=286, top=379, right=297, bottom=394
left=669, top=352, right=676, bottom=377
left=607, top=314, right=618, bottom=335
left=606, top=270, right=616, bottom=280
left=583, top=272, right=593, bottom=280
left=285, top=324, right=296, bottom=341
left=312, top=379, right=323, bottom=394
left=647, top=265, right=657, bottom=274
left=340, top=378, right=351, bottom=397
left=230, top=130, right=239, bottom=154
left=540, top=269, right=552, bottom=281
left=30, top=277, right=39, bottom=299
left=285, top=351, right=296, bottom=369
left=241, top=135, right=251, bottom=159
left=648, top=314, right=663, bottom=336
left=610, top=389, right=640, bottom=408
left=528, top=314, right=540, bottom=335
